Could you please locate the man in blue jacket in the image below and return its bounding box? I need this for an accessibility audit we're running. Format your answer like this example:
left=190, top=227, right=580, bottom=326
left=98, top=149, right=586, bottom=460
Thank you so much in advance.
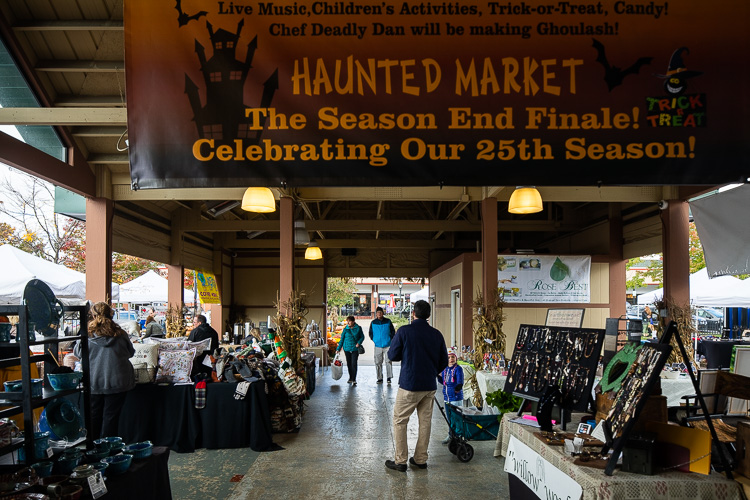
left=369, top=306, right=396, bottom=384
left=385, top=300, right=448, bottom=472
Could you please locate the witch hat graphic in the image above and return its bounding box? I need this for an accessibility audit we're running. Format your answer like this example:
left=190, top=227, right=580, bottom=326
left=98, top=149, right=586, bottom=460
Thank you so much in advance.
left=656, top=47, right=703, bottom=96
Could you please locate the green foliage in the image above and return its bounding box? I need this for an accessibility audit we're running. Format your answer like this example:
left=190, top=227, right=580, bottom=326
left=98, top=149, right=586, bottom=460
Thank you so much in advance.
left=484, top=389, right=523, bottom=422
left=625, top=257, right=645, bottom=290
left=326, top=277, right=357, bottom=323
left=385, top=314, right=409, bottom=329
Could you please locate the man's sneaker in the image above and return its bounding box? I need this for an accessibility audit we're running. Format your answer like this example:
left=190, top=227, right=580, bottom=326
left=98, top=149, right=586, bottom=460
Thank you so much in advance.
left=409, top=457, right=427, bottom=469
left=347, top=380, right=353, bottom=384
left=387, top=378, right=392, bottom=384
left=377, top=379, right=383, bottom=384
left=385, top=460, right=407, bottom=472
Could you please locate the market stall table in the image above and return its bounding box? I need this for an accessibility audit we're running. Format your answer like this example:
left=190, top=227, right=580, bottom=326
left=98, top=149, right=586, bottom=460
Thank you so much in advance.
left=103, top=445, right=172, bottom=499
left=304, top=346, right=329, bottom=368
left=118, top=381, right=273, bottom=452
left=498, top=412, right=742, bottom=500
left=475, top=370, right=506, bottom=402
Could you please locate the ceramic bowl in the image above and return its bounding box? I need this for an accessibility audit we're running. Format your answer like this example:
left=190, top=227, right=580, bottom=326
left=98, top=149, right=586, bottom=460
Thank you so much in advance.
left=54, top=453, right=81, bottom=475
left=101, top=454, right=132, bottom=475
left=47, top=372, right=83, bottom=391
left=4, top=379, right=43, bottom=398
left=92, top=439, right=111, bottom=452
left=85, top=448, right=109, bottom=463
left=90, top=462, right=108, bottom=474
left=30, top=461, right=53, bottom=478
left=122, top=441, right=152, bottom=459
left=18, top=431, right=50, bottom=462
left=39, top=400, right=85, bottom=441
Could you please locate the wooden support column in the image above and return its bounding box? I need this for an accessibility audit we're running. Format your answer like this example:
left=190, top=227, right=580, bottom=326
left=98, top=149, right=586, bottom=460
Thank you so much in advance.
left=661, top=199, right=690, bottom=309
left=481, top=197, right=498, bottom=303
left=206, top=244, right=224, bottom=334
left=167, top=264, right=184, bottom=311
left=609, top=203, right=626, bottom=319
left=85, top=197, right=113, bottom=303
left=279, top=196, right=294, bottom=315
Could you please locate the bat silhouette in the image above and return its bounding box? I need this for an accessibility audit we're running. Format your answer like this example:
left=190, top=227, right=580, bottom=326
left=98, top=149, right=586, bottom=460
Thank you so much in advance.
left=592, top=38, right=652, bottom=91
left=175, top=0, right=207, bottom=27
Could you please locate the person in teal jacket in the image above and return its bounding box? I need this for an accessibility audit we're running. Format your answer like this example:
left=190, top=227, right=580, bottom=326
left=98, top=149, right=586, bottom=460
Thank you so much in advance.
left=337, top=316, right=365, bottom=386
left=369, top=307, right=396, bottom=384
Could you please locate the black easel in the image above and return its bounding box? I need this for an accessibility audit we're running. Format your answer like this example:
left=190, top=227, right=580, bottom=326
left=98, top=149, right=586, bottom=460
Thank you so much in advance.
left=659, top=320, right=734, bottom=479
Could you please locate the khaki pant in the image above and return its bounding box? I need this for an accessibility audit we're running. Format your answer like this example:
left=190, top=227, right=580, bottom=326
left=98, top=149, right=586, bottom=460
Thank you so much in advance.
left=393, top=388, right=436, bottom=465
left=374, top=346, right=393, bottom=381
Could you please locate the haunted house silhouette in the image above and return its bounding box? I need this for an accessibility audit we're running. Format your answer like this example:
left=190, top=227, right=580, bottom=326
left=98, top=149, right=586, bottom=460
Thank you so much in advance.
left=185, top=19, right=277, bottom=143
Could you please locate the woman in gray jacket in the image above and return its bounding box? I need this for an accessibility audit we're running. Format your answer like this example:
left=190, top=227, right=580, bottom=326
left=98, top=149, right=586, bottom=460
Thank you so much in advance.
left=142, top=315, right=164, bottom=339
left=75, top=302, right=135, bottom=439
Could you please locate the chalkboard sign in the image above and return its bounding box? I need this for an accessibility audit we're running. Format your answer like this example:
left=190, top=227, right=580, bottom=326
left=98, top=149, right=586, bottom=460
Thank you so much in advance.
left=545, top=308, right=585, bottom=328
left=504, top=324, right=605, bottom=412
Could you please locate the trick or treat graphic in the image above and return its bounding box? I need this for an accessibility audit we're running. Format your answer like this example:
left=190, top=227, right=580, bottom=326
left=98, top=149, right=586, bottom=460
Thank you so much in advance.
left=184, top=20, right=278, bottom=146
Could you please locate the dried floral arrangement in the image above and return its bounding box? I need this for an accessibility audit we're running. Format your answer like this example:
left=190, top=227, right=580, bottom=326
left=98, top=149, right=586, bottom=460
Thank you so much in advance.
left=653, top=297, right=695, bottom=364
left=165, top=305, right=187, bottom=338
left=274, top=290, right=309, bottom=372
left=469, top=287, right=506, bottom=406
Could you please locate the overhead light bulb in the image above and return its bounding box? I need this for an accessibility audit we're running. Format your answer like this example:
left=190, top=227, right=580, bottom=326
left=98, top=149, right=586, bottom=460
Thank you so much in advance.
left=241, top=187, right=276, bottom=213
left=508, top=187, right=543, bottom=214
left=305, top=241, right=323, bottom=260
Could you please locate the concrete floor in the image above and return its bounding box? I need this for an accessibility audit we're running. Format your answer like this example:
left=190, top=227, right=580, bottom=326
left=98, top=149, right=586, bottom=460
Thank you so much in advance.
left=226, top=359, right=511, bottom=499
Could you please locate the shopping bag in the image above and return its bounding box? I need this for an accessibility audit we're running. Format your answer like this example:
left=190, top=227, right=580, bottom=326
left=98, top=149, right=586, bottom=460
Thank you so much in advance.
left=331, top=354, right=344, bottom=380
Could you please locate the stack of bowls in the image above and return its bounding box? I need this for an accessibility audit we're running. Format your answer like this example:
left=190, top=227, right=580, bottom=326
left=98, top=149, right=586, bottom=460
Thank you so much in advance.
left=123, top=441, right=153, bottom=459
left=104, top=436, right=124, bottom=455
left=100, top=454, right=133, bottom=474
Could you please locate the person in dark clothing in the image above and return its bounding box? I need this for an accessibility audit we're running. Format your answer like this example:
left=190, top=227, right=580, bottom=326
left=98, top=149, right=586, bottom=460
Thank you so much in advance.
left=369, top=306, right=396, bottom=384
left=74, top=302, right=135, bottom=439
left=188, top=314, right=219, bottom=376
left=385, top=300, right=448, bottom=472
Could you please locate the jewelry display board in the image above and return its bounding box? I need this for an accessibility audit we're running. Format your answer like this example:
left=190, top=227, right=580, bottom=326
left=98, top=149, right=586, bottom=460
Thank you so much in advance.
left=601, top=342, right=672, bottom=476
left=504, top=324, right=605, bottom=412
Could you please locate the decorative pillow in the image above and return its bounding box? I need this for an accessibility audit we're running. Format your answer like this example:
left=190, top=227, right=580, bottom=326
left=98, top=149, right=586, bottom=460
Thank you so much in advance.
left=146, top=337, right=189, bottom=350
left=130, top=343, right=159, bottom=368
left=155, top=348, right=196, bottom=384
left=188, top=338, right=212, bottom=355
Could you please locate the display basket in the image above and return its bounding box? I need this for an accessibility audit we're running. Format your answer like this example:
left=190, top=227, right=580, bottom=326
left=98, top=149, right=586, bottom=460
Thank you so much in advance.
left=446, top=404, right=500, bottom=441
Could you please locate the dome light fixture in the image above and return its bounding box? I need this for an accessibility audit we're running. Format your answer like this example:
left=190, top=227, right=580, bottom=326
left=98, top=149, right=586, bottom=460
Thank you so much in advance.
left=241, top=187, right=276, bottom=213
left=304, top=241, right=323, bottom=260
left=508, top=187, right=543, bottom=214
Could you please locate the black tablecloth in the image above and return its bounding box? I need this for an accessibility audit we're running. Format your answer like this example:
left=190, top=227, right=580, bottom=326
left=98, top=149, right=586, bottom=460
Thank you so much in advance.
left=104, top=446, right=172, bottom=499
left=198, top=381, right=273, bottom=451
left=698, top=340, right=750, bottom=369
left=119, top=381, right=273, bottom=453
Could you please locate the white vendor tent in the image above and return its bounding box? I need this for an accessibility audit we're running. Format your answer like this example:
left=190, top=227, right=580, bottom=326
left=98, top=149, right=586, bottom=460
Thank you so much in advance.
left=637, top=268, right=750, bottom=307
left=409, top=287, right=430, bottom=302
left=0, top=244, right=119, bottom=304
left=117, top=270, right=193, bottom=304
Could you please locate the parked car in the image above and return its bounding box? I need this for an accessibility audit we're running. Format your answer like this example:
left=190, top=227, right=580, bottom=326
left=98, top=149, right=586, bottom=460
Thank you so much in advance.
left=693, top=307, right=723, bottom=335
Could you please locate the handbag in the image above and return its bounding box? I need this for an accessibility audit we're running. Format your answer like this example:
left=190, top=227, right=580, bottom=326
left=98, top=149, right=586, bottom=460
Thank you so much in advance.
left=357, top=345, right=365, bottom=355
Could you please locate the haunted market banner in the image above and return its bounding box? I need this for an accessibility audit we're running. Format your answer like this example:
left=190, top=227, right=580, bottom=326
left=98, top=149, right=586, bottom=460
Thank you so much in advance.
left=124, top=0, right=750, bottom=189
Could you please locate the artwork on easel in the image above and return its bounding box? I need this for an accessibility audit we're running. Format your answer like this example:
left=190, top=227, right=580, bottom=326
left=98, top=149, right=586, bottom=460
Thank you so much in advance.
left=504, top=324, right=605, bottom=412
left=601, top=342, right=672, bottom=476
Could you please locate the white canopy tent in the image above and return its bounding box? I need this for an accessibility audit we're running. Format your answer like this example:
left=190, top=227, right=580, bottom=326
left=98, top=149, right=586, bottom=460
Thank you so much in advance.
left=637, top=268, right=750, bottom=307
left=409, top=287, right=430, bottom=302
left=0, top=244, right=119, bottom=304
left=117, top=270, right=194, bottom=304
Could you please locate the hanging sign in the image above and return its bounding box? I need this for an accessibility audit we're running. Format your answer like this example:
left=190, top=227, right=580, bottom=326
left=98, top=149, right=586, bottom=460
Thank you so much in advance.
left=505, top=435, right=583, bottom=500
left=498, top=255, right=590, bottom=303
left=196, top=271, right=221, bottom=304
left=124, top=1, right=750, bottom=189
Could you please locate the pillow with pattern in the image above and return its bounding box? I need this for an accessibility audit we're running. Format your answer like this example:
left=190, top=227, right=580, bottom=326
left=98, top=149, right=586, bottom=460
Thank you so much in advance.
left=155, top=348, right=196, bottom=384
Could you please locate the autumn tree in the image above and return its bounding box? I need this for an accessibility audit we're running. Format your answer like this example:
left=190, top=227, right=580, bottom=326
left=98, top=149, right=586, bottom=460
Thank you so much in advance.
left=0, top=222, right=46, bottom=257
left=326, top=277, right=357, bottom=325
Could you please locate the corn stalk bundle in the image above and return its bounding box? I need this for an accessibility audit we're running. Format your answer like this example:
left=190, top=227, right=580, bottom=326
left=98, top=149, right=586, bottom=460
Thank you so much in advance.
left=274, top=291, right=309, bottom=372
left=470, top=288, right=506, bottom=406
left=165, top=305, right=187, bottom=338
left=653, top=297, right=695, bottom=365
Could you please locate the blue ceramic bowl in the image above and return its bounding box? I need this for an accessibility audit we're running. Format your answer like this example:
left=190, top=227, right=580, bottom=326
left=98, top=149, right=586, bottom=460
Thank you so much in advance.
left=18, top=431, right=50, bottom=462
left=4, top=378, right=43, bottom=398
left=85, top=448, right=109, bottom=462
left=104, top=436, right=122, bottom=445
left=93, top=439, right=111, bottom=453
left=55, top=453, right=81, bottom=474
left=90, top=462, right=108, bottom=474
left=101, top=454, right=132, bottom=474
left=123, top=441, right=152, bottom=459
left=47, top=372, right=83, bottom=391
left=30, top=460, right=54, bottom=478
left=39, top=399, right=85, bottom=441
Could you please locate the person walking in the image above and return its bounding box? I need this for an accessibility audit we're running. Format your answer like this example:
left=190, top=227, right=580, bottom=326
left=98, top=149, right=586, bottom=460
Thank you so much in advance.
left=641, top=305, right=653, bottom=336
left=74, top=302, right=135, bottom=439
left=369, top=306, right=395, bottom=384
left=385, top=300, right=448, bottom=472
left=336, top=316, right=365, bottom=386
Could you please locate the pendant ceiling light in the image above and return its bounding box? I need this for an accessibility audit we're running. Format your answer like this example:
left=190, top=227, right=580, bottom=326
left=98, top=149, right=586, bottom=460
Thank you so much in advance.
left=241, top=187, right=276, bottom=213
left=305, top=241, right=323, bottom=260
left=508, top=187, right=543, bottom=214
